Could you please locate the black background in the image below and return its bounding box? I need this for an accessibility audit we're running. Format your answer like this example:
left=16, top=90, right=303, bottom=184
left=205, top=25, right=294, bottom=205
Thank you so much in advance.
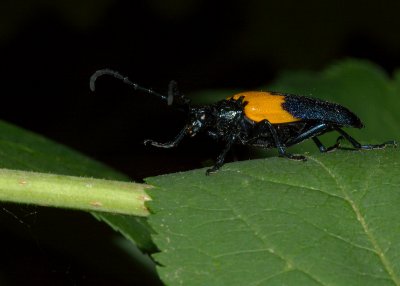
left=1, top=0, right=400, bottom=285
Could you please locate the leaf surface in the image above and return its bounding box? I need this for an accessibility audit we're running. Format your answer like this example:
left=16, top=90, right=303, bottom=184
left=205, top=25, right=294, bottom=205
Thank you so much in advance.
left=148, top=149, right=400, bottom=285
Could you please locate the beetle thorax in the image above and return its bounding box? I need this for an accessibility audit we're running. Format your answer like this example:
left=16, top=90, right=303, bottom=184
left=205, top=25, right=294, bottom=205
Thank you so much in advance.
left=210, top=99, right=245, bottom=133
left=214, top=105, right=242, bottom=123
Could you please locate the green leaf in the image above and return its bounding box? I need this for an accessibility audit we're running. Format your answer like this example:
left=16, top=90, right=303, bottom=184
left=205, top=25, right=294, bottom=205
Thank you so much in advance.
left=147, top=149, right=400, bottom=285
left=0, top=120, right=155, bottom=252
left=146, top=60, right=400, bottom=285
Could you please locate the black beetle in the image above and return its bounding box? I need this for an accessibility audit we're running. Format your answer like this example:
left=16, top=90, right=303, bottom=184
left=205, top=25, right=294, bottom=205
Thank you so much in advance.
left=90, top=69, right=396, bottom=175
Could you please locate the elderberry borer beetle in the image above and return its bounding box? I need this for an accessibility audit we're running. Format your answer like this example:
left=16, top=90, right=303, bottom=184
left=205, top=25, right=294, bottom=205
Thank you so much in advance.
left=90, top=69, right=396, bottom=175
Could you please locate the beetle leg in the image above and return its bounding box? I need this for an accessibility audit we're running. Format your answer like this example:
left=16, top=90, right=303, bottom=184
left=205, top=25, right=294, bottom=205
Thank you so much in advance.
left=285, top=122, right=344, bottom=153
left=258, top=120, right=306, bottom=161
left=286, top=123, right=330, bottom=146
left=312, top=137, right=327, bottom=152
left=144, top=127, right=187, bottom=148
left=313, top=136, right=344, bottom=153
left=335, top=128, right=397, bottom=149
left=206, top=139, right=234, bottom=175
left=326, top=136, right=345, bottom=152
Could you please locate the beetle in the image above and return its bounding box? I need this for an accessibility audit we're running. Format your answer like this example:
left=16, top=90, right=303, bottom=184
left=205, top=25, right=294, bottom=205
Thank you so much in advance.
left=90, top=69, right=396, bottom=175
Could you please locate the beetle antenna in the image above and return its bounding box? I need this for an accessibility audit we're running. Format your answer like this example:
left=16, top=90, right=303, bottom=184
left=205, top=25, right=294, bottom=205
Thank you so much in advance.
left=90, top=69, right=169, bottom=103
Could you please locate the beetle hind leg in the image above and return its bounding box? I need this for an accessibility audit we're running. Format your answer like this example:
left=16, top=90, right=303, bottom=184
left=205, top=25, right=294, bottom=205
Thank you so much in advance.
left=335, top=128, right=397, bottom=150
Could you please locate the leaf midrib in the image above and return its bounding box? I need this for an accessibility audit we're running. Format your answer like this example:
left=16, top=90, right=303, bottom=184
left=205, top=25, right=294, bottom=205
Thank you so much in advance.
left=200, top=163, right=394, bottom=285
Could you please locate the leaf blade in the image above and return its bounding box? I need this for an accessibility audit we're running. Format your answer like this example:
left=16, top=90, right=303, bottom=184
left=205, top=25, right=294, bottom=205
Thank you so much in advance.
left=147, top=149, right=400, bottom=285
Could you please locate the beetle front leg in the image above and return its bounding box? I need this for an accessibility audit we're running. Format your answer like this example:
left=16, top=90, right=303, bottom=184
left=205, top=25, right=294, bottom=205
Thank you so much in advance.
left=144, top=127, right=187, bottom=148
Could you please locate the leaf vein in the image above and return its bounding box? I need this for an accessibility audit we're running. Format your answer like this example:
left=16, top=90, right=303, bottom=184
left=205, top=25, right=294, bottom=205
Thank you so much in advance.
left=195, top=180, right=328, bottom=286
left=223, top=167, right=346, bottom=201
left=308, top=155, right=400, bottom=285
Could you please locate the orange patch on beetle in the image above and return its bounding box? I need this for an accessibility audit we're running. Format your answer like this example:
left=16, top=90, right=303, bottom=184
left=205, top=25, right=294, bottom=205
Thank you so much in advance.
left=230, top=91, right=301, bottom=124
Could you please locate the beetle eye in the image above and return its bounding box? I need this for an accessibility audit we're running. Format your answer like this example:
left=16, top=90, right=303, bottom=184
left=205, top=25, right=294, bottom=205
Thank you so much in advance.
left=187, top=120, right=202, bottom=137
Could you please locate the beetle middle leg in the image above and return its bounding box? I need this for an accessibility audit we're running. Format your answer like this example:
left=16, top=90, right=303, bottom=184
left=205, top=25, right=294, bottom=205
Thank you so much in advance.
left=257, top=120, right=306, bottom=161
left=206, top=139, right=235, bottom=175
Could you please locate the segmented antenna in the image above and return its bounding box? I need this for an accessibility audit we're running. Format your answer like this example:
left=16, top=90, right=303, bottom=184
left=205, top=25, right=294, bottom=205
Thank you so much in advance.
left=89, top=69, right=170, bottom=104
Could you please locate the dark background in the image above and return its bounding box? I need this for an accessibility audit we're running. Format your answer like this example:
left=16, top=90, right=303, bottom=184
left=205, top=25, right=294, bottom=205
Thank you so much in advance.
left=1, top=0, right=400, bottom=285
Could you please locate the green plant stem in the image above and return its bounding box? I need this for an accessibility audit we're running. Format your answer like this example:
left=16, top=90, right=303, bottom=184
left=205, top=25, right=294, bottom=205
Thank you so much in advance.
left=0, top=168, right=151, bottom=216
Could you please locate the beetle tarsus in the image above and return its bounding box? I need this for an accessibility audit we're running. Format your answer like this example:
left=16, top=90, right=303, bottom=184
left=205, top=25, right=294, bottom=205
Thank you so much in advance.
left=206, top=140, right=234, bottom=175
left=335, top=128, right=396, bottom=150
left=143, top=139, right=176, bottom=148
left=280, top=152, right=307, bottom=161
left=144, top=128, right=187, bottom=148
left=206, top=166, right=218, bottom=175
left=358, top=140, right=397, bottom=150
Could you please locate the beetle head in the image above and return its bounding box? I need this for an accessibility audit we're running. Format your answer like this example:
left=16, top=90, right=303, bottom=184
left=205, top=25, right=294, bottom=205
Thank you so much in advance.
left=186, top=107, right=211, bottom=137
